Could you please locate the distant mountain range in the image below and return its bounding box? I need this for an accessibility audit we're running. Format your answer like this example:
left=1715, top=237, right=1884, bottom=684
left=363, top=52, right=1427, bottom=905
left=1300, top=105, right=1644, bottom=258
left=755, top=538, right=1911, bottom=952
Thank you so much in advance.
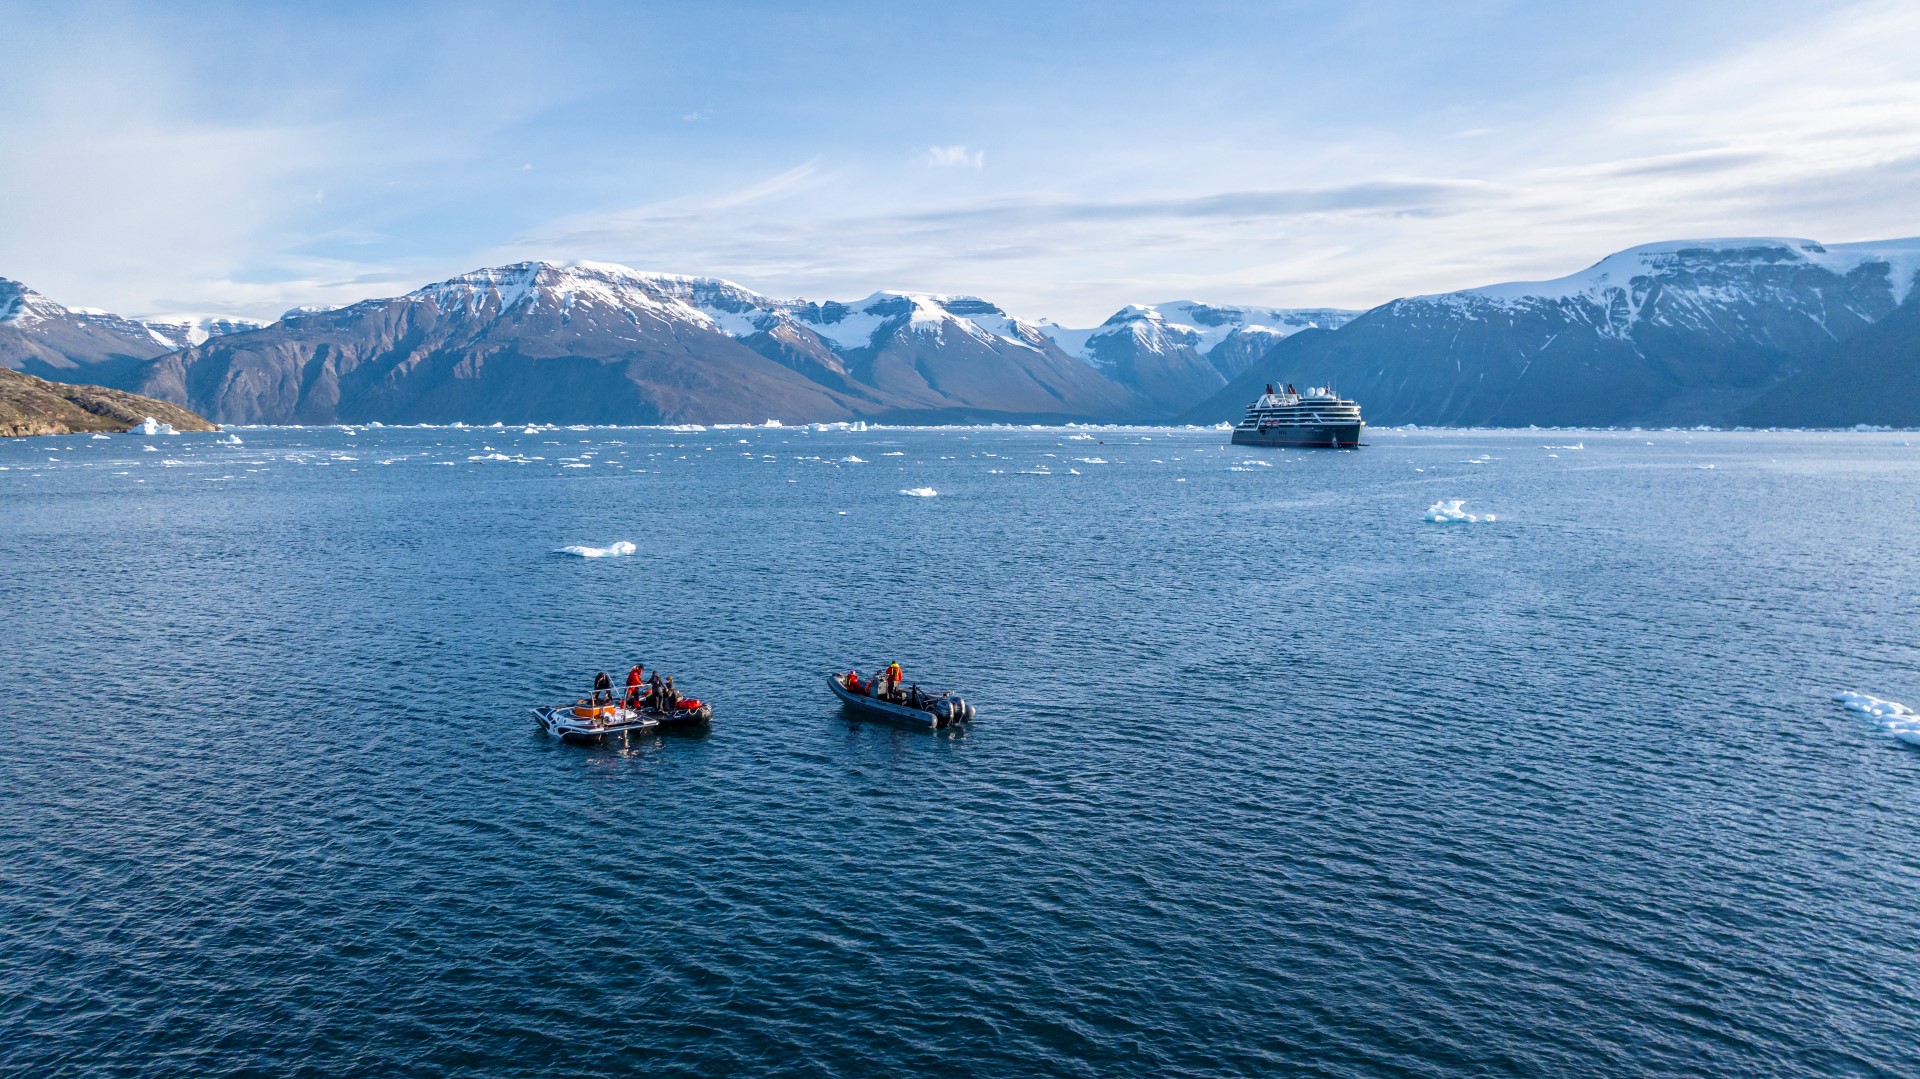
left=1185, top=237, right=1920, bottom=428
left=4, top=235, right=1916, bottom=427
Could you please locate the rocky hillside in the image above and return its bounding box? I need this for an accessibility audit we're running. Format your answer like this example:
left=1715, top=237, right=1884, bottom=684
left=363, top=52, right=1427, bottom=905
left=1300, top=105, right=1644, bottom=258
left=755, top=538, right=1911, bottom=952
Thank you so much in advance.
left=1187, top=237, right=1920, bottom=427
left=0, top=367, right=217, bottom=437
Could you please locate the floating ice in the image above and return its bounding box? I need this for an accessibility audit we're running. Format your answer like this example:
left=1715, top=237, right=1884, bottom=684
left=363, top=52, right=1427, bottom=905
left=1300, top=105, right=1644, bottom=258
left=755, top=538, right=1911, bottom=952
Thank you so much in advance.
left=91, top=433, right=109, bottom=440
left=1425, top=499, right=1496, bottom=524
left=842, top=455, right=866, bottom=463
left=1074, top=457, right=1107, bottom=464
left=558, top=541, right=637, bottom=558
left=128, top=417, right=175, bottom=436
left=142, top=445, right=158, bottom=453
left=880, top=451, right=905, bottom=456
left=899, top=487, right=938, bottom=497
left=1834, top=692, right=1920, bottom=745
left=221, top=435, right=243, bottom=445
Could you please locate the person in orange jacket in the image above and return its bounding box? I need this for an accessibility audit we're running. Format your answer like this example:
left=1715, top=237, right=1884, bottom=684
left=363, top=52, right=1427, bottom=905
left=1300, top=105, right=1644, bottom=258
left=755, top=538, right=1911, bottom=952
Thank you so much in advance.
left=625, top=664, right=645, bottom=708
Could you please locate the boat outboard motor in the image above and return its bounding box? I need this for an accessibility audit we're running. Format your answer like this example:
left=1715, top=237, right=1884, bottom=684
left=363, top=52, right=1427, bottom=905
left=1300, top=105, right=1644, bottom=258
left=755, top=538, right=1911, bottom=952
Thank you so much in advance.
left=933, top=698, right=955, bottom=724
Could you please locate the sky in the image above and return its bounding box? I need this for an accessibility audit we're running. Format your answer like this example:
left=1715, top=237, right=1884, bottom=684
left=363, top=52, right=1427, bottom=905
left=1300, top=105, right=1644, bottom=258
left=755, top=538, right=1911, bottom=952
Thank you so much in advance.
left=2, top=0, right=1918, bottom=324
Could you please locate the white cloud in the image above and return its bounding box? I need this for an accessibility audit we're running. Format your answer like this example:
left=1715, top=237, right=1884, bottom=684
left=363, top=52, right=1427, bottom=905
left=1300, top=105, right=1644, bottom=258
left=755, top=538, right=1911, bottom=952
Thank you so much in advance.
left=921, top=145, right=984, bottom=170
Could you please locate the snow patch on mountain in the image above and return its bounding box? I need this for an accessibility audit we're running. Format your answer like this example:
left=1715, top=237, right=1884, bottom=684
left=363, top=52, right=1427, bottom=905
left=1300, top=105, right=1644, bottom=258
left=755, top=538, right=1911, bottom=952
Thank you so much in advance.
left=140, top=315, right=266, bottom=349
left=1452, top=237, right=1920, bottom=308
left=1040, top=302, right=1357, bottom=368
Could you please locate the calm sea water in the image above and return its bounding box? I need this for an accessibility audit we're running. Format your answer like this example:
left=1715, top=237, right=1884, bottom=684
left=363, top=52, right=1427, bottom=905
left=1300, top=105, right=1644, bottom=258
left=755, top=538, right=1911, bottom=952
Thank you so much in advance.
left=3, top=423, right=1918, bottom=1077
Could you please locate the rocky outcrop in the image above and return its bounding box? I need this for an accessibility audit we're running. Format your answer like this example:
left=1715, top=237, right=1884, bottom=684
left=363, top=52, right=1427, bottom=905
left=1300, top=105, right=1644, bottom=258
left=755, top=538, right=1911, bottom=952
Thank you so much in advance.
left=0, top=367, right=217, bottom=437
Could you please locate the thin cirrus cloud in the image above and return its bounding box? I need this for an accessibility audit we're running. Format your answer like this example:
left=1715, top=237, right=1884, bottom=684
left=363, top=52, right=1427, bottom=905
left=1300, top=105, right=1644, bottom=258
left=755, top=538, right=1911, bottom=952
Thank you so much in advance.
left=922, top=145, right=984, bottom=170
left=0, top=0, right=1916, bottom=323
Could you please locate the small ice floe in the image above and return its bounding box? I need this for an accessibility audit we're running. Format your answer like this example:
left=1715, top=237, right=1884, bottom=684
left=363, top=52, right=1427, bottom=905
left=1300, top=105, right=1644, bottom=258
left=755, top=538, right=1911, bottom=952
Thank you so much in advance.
left=221, top=435, right=243, bottom=445
left=836, top=510, right=848, bottom=516
left=1063, top=433, right=1095, bottom=441
left=562, top=463, right=590, bottom=468
left=1075, top=457, right=1108, bottom=464
left=91, top=433, right=110, bottom=440
left=899, top=487, right=938, bottom=497
left=841, top=455, right=866, bottom=463
left=1834, top=692, right=1920, bottom=745
left=880, top=451, right=905, bottom=456
left=1239, top=459, right=1272, bottom=468
left=1697, top=464, right=1716, bottom=469
left=129, top=417, right=176, bottom=436
left=143, top=444, right=158, bottom=453
left=469, top=453, right=513, bottom=461
left=1425, top=499, right=1495, bottom=524
left=558, top=541, right=637, bottom=558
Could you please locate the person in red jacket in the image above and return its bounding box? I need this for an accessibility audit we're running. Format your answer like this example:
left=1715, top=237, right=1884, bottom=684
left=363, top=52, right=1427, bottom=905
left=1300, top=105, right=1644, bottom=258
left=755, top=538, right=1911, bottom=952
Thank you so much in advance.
left=846, top=670, right=864, bottom=695
left=624, top=664, right=645, bottom=708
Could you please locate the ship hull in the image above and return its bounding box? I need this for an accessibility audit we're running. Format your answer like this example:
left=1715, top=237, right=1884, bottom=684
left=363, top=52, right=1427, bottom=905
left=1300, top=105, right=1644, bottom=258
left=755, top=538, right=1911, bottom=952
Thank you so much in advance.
left=1231, top=422, right=1364, bottom=448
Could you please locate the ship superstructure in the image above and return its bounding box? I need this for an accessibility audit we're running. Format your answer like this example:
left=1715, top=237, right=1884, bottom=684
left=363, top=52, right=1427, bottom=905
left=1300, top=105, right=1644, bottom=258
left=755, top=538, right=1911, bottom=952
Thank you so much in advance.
left=1230, top=383, right=1364, bottom=448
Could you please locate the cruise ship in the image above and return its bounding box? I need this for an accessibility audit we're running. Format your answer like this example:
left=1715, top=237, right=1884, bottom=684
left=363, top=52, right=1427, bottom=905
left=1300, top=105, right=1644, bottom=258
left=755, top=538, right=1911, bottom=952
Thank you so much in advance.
left=1230, top=383, right=1364, bottom=448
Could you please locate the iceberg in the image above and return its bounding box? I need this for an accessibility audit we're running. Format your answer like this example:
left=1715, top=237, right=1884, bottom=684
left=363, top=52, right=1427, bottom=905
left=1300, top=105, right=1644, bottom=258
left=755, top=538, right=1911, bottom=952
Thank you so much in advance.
left=128, top=417, right=176, bottom=436
left=1834, top=692, right=1920, bottom=745
left=557, top=541, right=637, bottom=558
left=899, top=487, right=938, bottom=497
left=1425, top=499, right=1495, bottom=524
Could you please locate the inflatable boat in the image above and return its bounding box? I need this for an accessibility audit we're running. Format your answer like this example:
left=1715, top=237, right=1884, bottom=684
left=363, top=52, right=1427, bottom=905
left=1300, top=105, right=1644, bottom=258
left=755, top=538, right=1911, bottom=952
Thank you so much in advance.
left=532, top=701, right=660, bottom=743
left=829, top=673, right=976, bottom=730
left=532, top=697, right=712, bottom=742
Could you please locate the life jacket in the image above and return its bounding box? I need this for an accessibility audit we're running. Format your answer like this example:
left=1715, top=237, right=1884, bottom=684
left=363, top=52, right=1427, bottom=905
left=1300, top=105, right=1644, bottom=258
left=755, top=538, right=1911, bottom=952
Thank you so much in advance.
left=627, top=667, right=643, bottom=688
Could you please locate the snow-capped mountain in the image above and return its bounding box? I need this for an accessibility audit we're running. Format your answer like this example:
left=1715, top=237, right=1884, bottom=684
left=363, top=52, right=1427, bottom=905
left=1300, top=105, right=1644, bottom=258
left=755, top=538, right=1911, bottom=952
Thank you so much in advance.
left=141, top=315, right=266, bottom=350
left=1041, top=302, right=1357, bottom=409
left=1190, top=237, right=1920, bottom=427
left=1, top=276, right=262, bottom=381
left=132, top=261, right=1138, bottom=424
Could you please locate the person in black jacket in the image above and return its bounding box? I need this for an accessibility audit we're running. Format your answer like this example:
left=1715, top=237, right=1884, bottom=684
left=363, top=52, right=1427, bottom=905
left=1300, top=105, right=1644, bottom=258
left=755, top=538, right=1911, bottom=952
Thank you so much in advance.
left=591, top=671, right=613, bottom=706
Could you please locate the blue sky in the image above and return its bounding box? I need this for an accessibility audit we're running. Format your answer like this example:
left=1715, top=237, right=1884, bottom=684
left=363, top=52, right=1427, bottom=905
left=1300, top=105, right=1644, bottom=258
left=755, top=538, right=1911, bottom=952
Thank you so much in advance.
left=3, top=0, right=1917, bottom=322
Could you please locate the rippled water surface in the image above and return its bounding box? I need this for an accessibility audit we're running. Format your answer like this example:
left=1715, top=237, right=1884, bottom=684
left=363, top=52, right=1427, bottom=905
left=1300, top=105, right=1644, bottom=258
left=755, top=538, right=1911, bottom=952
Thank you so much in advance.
left=4, top=424, right=1919, bottom=1077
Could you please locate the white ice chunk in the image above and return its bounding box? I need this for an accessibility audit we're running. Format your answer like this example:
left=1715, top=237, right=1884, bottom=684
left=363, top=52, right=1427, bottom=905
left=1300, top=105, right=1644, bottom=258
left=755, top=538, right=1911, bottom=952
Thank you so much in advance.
left=899, top=487, right=938, bottom=497
left=1834, top=692, right=1920, bottom=745
left=557, top=541, right=637, bottom=558
left=1425, top=499, right=1496, bottom=524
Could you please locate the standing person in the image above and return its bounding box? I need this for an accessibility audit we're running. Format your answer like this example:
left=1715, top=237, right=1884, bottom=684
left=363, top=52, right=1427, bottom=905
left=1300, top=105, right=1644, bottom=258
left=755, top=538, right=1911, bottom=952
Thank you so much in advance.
left=647, top=670, right=665, bottom=710
left=663, top=676, right=680, bottom=710
left=592, top=671, right=613, bottom=706
left=625, top=664, right=645, bottom=708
